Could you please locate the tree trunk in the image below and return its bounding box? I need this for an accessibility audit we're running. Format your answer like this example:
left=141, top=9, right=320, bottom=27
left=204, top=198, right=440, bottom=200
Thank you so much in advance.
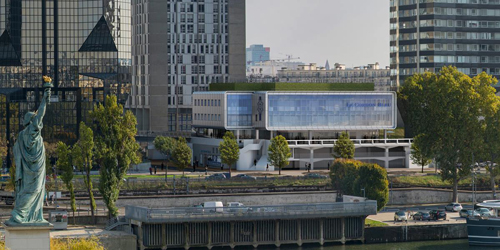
left=452, top=176, right=459, bottom=203
left=421, top=163, right=424, bottom=173
left=279, top=166, right=281, bottom=175
left=491, top=174, right=497, bottom=199
left=87, top=171, right=95, bottom=225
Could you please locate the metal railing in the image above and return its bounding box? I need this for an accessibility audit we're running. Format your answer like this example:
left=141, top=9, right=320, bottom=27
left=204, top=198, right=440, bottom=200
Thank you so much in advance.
left=287, top=138, right=413, bottom=146
left=125, top=201, right=377, bottom=223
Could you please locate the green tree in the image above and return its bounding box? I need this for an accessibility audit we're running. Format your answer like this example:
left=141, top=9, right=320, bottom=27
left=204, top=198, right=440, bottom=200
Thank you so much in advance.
left=399, top=66, right=499, bottom=202
left=6, top=162, right=15, bottom=192
left=172, top=137, right=192, bottom=175
left=480, top=99, right=500, bottom=199
left=153, top=136, right=176, bottom=176
left=333, top=132, right=355, bottom=159
left=0, top=136, right=7, bottom=169
left=330, top=159, right=361, bottom=198
left=56, top=142, right=76, bottom=224
left=72, top=122, right=96, bottom=223
left=410, top=135, right=433, bottom=173
left=354, top=163, right=389, bottom=211
left=90, top=95, right=141, bottom=218
left=268, top=135, right=291, bottom=175
left=219, top=131, right=239, bottom=174
left=44, top=141, right=58, bottom=176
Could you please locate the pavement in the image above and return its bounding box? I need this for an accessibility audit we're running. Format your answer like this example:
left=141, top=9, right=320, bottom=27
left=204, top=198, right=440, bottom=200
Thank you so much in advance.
left=368, top=203, right=472, bottom=226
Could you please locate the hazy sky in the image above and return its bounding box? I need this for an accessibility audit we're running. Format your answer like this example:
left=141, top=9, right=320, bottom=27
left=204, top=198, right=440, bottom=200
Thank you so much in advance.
left=246, top=0, right=390, bottom=68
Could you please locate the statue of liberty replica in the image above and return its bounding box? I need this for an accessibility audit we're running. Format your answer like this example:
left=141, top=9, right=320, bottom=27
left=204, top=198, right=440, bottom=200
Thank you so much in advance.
left=6, top=76, right=53, bottom=226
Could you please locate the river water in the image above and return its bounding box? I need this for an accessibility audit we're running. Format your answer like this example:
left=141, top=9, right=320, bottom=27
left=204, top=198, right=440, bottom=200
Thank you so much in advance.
left=245, top=239, right=493, bottom=250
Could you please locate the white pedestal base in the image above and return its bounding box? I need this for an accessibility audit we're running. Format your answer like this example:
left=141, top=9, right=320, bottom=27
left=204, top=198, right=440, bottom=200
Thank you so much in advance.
left=4, top=224, right=52, bottom=250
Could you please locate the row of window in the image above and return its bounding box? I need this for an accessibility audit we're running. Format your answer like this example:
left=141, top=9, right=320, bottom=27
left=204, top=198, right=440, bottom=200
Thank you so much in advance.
left=394, top=20, right=500, bottom=30
left=194, top=113, right=221, bottom=122
left=194, top=99, right=221, bottom=107
left=392, top=31, right=500, bottom=41
left=393, top=7, right=500, bottom=17
left=393, top=0, right=500, bottom=6
left=397, top=55, right=500, bottom=63
left=398, top=67, right=500, bottom=75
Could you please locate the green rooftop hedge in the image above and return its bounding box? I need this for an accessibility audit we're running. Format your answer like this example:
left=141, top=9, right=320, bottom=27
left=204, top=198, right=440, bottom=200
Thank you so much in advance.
left=209, top=82, right=374, bottom=92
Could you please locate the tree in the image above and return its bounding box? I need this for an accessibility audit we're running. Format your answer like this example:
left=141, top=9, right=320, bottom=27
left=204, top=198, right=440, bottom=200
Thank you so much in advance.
left=410, top=135, right=433, bottom=173
left=354, top=163, right=389, bottom=211
left=90, top=95, right=141, bottom=218
left=172, top=137, right=192, bottom=175
left=330, top=159, right=361, bottom=198
left=0, top=136, right=7, bottom=169
left=333, top=132, right=355, bottom=159
left=56, top=142, right=76, bottom=224
left=72, top=122, right=96, bottom=223
left=6, top=162, right=15, bottom=192
left=268, top=135, right=291, bottom=175
left=219, top=131, right=239, bottom=174
left=44, top=141, right=58, bottom=176
left=479, top=98, right=500, bottom=199
left=399, top=67, right=499, bottom=202
left=154, top=136, right=176, bottom=176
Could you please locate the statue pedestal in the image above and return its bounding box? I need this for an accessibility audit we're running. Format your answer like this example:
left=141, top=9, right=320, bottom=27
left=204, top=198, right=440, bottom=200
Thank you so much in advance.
left=4, top=224, right=53, bottom=250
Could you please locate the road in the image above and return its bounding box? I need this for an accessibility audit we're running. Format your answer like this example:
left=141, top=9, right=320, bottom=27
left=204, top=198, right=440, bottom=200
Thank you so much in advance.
left=368, top=203, right=473, bottom=226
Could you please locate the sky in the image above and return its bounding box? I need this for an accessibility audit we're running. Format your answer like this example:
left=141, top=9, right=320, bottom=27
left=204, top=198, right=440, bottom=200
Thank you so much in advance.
left=246, top=0, right=390, bottom=68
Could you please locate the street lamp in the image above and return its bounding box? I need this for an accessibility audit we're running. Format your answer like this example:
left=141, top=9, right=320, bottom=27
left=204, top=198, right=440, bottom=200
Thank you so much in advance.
left=361, top=188, right=366, bottom=198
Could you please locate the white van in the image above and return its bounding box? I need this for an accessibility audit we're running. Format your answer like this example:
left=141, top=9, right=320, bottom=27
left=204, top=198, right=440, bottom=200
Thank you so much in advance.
left=203, top=201, right=224, bottom=213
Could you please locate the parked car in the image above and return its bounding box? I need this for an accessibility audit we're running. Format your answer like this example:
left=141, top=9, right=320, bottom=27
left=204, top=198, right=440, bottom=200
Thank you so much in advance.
left=232, top=174, right=257, bottom=180
left=205, top=173, right=227, bottom=181
left=475, top=207, right=493, bottom=217
left=394, top=211, right=408, bottom=222
left=445, top=203, right=463, bottom=212
left=459, top=209, right=480, bottom=218
left=227, top=202, right=248, bottom=212
left=304, top=173, right=328, bottom=179
left=429, top=210, right=447, bottom=220
left=203, top=201, right=224, bottom=213
left=412, top=211, right=431, bottom=221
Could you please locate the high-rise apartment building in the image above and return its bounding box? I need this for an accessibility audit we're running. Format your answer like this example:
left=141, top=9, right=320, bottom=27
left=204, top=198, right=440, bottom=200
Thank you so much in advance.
left=129, top=0, right=246, bottom=137
left=0, top=0, right=131, bottom=144
left=246, top=44, right=270, bottom=66
left=390, top=0, right=500, bottom=88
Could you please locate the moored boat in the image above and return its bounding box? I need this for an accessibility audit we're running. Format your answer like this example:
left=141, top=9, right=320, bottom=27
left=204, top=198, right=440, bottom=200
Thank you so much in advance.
left=467, top=200, right=500, bottom=246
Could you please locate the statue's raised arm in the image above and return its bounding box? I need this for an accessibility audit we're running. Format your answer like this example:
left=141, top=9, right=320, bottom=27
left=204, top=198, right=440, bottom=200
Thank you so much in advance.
left=34, top=88, right=51, bottom=127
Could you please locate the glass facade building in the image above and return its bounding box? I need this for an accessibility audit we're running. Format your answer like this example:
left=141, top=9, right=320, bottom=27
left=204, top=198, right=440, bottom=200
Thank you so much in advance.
left=246, top=44, right=270, bottom=66
left=0, top=0, right=131, bottom=146
left=226, top=93, right=252, bottom=128
left=390, top=0, right=500, bottom=88
left=267, top=93, right=396, bottom=130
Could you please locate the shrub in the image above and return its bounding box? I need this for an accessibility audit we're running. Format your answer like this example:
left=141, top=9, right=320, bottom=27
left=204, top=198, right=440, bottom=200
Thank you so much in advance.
left=51, top=236, right=105, bottom=250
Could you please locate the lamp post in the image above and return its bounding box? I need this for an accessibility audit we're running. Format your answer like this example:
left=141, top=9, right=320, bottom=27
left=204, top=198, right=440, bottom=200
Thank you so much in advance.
left=361, top=188, right=366, bottom=198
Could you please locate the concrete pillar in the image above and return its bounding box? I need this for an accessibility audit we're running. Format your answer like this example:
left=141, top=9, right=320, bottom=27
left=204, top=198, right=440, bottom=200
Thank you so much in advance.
left=320, top=219, right=324, bottom=246
left=230, top=222, right=235, bottom=249
left=308, top=130, right=312, bottom=140
left=161, top=224, right=167, bottom=250
left=384, top=147, right=389, bottom=169
left=138, top=224, right=146, bottom=250
left=341, top=218, right=346, bottom=244
left=404, top=146, right=411, bottom=168
left=236, top=130, right=240, bottom=140
left=297, top=220, right=302, bottom=246
left=256, top=130, right=259, bottom=140
left=275, top=220, right=280, bottom=247
left=184, top=223, right=189, bottom=250
left=207, top=222, right=212, bottom=249
left=310, top=149, right=314, bottom=170
left=361, top=216, right=366, bottom=241
left=253, top=221, right=258, bottom=248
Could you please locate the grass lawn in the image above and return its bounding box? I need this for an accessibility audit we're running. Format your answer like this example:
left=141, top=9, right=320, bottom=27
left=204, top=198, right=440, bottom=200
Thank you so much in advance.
left=365, top=219, right=388, bottom=227
left=390, top=174, right=497, bottom=189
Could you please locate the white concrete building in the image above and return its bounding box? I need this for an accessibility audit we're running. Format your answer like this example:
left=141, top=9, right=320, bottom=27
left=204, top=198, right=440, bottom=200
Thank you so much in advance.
left=191, top=91, right=412, bottom=171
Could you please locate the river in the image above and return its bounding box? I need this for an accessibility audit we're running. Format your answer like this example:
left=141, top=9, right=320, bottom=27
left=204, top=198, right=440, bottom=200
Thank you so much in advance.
left=246, top=239, right=493, bottom=250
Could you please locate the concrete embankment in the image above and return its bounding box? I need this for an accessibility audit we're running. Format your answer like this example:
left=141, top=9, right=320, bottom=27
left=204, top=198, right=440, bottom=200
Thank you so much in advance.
left=389, top=188, right=495, bottom=205
left=365, top=224, right=467, bottom=244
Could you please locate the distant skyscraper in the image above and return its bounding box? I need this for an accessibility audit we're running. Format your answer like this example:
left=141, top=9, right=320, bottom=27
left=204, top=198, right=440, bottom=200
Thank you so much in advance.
left=390, top=0, right=500, bottom=89
left=246, top=44, right=270, bottom=66
left=129, top=0, right=246, bottom=137
left=325, top=60, right=330, bottom=70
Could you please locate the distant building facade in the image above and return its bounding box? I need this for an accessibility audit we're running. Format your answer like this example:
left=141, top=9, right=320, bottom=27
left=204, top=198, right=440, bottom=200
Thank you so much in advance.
left=276, top=63, right=391, bottom=91
left=390, top=0, right=500, bottom=88
left=129, top=0, right=246, bottom=137
left=246, top=60, right=305, bottom=82
left=246, top=44, right=270, bottom=66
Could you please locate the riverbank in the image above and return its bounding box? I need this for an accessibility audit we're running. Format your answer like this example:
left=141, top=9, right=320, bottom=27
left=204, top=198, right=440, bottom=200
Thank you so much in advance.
left=365, top=223, right=467, bottom=244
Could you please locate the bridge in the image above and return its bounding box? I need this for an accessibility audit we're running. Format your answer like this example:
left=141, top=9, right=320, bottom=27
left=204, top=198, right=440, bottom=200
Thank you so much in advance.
left=125, top=200, right=377, bottom=249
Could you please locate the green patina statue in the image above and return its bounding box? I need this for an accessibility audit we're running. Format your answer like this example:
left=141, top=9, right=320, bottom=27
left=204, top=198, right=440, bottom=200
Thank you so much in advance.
left=6, top=87, right=51, bottom=226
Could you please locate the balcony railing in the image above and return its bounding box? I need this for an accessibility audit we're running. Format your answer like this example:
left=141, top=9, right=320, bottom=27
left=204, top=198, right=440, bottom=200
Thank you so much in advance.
left=287, top=138, right=413, bottom=147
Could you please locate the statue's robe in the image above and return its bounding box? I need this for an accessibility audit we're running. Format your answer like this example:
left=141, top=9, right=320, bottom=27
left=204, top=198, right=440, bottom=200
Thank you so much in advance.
left=9, top=116, right=47, bottom=224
